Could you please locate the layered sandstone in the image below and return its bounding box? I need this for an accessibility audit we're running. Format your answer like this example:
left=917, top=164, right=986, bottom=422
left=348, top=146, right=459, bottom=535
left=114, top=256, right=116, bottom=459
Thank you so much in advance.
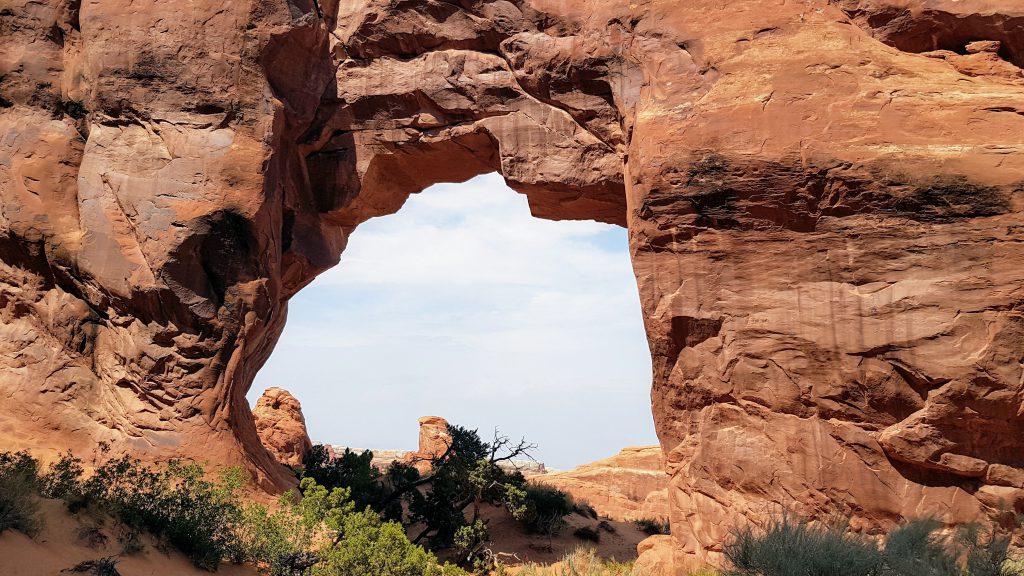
left=3, top=0, right=1024, bottom=574
left=252, top=387, right=312, bottom=467
left=537, top=446, right=669, bottom=522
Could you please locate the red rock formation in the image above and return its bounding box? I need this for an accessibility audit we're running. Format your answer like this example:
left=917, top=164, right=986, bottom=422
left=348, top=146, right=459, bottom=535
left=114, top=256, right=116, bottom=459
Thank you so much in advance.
left=3, top=0, right=1024, bottom=573
left=537, top=446, right=669, bottom=522
left=252, top=387, right=312, bottom=468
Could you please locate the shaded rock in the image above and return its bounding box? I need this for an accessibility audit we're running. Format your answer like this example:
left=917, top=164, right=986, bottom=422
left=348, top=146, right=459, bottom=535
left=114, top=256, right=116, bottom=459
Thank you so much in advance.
left=253, top=388, right=313, bottom=468
left=986, top=464, right=1024, bottom=489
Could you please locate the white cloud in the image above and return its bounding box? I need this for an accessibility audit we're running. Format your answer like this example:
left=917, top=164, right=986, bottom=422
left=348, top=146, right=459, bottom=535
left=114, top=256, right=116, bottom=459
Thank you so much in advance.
left=250, top=173, right=656, bottom=469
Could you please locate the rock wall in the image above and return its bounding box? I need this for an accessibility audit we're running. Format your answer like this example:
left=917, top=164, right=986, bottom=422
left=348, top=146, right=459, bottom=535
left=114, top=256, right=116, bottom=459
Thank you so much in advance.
left=537, top=446, right=669, bottom=522
left=3, top=0, right=1024, bottom=572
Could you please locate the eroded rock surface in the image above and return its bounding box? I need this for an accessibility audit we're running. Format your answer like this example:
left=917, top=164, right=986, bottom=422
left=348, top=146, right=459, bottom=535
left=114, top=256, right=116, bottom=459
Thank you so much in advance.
left=537, top=446, right=669, bottom=522
left=3, top=0, right=1024, bottom=573
left=253, top=387, right=312, bottom=468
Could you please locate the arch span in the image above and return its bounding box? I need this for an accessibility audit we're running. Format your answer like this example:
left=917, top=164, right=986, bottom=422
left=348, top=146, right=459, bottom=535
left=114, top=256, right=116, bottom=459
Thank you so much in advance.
left=4, top=0, right=1024, bottom=572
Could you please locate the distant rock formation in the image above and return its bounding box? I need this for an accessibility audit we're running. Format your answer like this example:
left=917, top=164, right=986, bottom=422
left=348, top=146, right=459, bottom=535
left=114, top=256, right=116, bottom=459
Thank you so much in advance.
left=328, top=415, right=546, bottom=475
left=536, top=446, right=669, bottom=522
left=410, top=416, right=453, bottom=474
left=252, top=388, right=312, bottom=468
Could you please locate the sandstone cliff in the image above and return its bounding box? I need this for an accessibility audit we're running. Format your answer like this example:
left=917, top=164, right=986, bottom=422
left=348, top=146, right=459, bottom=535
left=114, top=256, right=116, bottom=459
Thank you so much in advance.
left=3, top=0, right=1024, bottom=573
left=537, top=446, right=669, bottom=522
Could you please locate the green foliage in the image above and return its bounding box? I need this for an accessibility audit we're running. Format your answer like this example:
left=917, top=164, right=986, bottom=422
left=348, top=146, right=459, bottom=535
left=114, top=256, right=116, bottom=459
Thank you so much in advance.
left=41, top=452, right=245, bottom=570
left=300, top=446, right=407, bottom=520
left=516, top=484, right=573, bottom=536
left=634, top=517, right=671, bottom=536
left=0, top=451, right=41, bottom=537
left=574, top=526, right=601, bottom=543
left=1, top=451, right=463, bottom=575
left=882, top=519, right=957, bottom=576
left=235, top=476, right=462, bottom=576
left=453, top=519, right=491, bottom=570
left=724, top=516, right=1024, bottom=576
left=725, top=516, right=882, bottom=576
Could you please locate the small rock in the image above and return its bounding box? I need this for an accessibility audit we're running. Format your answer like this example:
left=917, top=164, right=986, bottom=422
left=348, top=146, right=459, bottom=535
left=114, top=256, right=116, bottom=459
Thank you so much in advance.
left=966, top=40, right=1001, bottom=54
left=986, top=464, right=1024, bottom=488
left=937, top=452, right=988, bottom=477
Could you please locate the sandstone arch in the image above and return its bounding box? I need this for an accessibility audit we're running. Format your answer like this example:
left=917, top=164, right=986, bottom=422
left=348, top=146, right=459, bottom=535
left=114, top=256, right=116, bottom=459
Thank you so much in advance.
left=3, top=0, right=1024, bottom=573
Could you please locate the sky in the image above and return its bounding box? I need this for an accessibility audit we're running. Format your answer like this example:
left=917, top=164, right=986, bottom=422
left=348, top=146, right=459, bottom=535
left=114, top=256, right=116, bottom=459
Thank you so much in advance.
left=248, top=172, right=657, bottom=470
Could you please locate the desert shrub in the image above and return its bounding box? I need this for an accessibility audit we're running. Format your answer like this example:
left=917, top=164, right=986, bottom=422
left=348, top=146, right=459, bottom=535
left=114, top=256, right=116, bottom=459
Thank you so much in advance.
left=76, top=522, right=109, bottom=548
left=300, top=446, right=406, bottom=520
left=41, top=451, right=85, bottom=500
left=597, top=520, right=616, bottom=534
left=452, top=519, right=491, bottom=570
left=0, top=451, right=41, bottom=537
left=574, top=525, right=601, bottom=543
left=634, top=517, right=670, bottom=536
left=516, top=548, right=633, bottom=576
left=881, top=519, right=958, bottom=576
left=514, top=484, right=574, bottom=536
left=958, top=523, right=1024, bottom=576
left=724, top=516, right=882, bottom=576
left=570, top=497, right=598, bottom=520
left=724, top=516, right=1023, bottom=576
left=63, top=557, right=120, bottom=576
left=308, top=506, right=457, bottom=576
left=236, top=477, right=464, bottom=576
left=47, top=453, right=245, bottom=570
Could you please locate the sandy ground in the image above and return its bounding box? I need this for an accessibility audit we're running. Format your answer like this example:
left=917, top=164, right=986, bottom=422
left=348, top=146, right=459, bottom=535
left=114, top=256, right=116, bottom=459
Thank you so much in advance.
left=0, top=498, right=647, bottom=575
left=437, top=504, right=649, bottom=567
left=0, top=499, right=258, bottom=576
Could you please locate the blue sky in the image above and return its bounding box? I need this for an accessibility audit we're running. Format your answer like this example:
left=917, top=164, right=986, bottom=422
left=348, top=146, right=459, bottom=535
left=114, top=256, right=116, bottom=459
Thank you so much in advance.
left=248, top=172, right=656, bottom=470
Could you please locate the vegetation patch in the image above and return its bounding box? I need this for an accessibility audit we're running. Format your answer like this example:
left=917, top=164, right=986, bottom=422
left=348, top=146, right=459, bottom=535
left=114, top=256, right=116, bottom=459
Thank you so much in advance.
left=0, top=451, right=42, bottom=537
left=634, top=517, right=670, bottom=536
left=724, top=515, right=1023, bottom=576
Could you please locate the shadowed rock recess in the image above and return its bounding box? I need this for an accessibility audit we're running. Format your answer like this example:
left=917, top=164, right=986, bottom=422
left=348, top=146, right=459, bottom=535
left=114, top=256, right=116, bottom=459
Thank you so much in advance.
left=2, top=0, right=1024, bottom=572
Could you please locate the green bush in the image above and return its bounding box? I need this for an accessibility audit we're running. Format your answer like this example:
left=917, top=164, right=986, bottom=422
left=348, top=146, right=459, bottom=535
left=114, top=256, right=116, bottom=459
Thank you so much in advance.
left=634, top=517, right=670, bottom=536
left=515, top=484, right=574, bottom=535
left=724, top=516, right=1024, bottom=576
left=0, top=451, right=41, bottom=537
left=43, top=452, right=245, bottom=570
left=725, top=516, right=881, bottom=576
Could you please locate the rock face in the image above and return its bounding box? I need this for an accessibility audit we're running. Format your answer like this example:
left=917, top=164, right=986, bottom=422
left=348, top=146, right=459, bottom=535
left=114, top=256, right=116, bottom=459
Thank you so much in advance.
left=252, top=387, right=312, bottom=467
left=537, top=446, right=669, bottom=522
left=3, top=0, right=1024, bottom=573
left=409, top=416, right=452, bottom=473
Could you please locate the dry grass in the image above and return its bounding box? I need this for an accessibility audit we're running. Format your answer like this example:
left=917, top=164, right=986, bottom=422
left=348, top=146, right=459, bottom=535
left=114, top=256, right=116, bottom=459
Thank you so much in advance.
left=509, top=548, right=634, bottom=576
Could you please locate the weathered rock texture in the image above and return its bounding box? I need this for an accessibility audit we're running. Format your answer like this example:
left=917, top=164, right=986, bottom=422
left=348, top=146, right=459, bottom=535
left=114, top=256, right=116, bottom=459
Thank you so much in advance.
left=537, top=446, right=669, bottom=522
left=3, top=0, right=1024, bottom=573
left=252, top=387, right=312, bottom=467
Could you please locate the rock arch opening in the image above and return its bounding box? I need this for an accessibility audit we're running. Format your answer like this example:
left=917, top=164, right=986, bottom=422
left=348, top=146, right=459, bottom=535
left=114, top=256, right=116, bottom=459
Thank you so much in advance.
left=248, top=172, right=654, bottom=470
